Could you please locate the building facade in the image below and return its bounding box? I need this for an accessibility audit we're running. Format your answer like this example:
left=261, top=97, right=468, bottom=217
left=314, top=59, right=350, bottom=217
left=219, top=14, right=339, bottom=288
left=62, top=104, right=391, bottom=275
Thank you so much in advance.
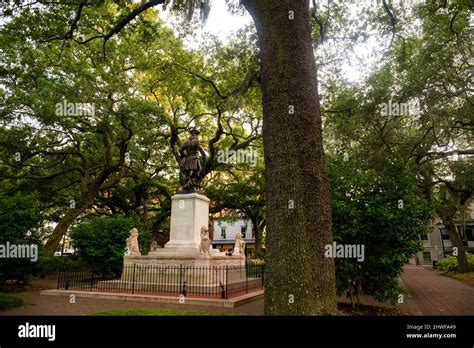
left=414, top=205, right=474, bottom=265
left=211, top=218, right=256, bottom=258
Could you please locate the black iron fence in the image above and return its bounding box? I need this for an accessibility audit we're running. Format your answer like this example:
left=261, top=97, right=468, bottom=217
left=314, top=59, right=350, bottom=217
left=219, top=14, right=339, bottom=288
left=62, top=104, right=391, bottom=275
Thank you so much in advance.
left=57, top=261, right=264, bottom=299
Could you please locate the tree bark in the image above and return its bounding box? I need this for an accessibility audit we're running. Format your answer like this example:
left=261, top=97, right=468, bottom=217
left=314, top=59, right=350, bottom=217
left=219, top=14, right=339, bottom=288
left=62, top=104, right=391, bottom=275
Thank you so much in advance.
left=437, top=207, right=470, bottom=273
left=44, top=205, right=89, bottom=256
left=244, top=0, right=336, bottom=315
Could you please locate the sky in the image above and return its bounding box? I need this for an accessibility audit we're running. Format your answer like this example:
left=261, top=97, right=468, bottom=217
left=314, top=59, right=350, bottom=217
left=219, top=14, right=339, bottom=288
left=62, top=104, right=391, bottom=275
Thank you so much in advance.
left=159, top=1, right=380, bottom=83
left=202, top=1, right=252, bottom=39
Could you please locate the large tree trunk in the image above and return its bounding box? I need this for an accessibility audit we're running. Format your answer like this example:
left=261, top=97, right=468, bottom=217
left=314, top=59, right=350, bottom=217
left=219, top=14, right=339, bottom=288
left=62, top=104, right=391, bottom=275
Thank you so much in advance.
left=44, top=206, right=89, bottom=256
left=244, top=0, right=336, bottom=315
left=249, top=214, right=262, bottom=257
left=437, top=207, right=469, bottom=273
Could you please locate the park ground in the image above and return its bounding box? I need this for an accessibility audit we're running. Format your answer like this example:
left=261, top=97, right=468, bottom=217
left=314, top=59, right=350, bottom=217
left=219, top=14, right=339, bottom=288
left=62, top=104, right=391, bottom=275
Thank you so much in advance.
left=1, top=265, right=474, bottom=316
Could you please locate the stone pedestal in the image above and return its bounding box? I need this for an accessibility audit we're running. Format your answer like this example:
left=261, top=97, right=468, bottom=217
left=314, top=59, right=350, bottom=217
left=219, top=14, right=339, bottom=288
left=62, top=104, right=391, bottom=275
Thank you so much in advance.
left=154, top=193, right=210, bottom=255
left=96, top=176, right=256, bottom=297
left=122, top=192, right=245, bottom=283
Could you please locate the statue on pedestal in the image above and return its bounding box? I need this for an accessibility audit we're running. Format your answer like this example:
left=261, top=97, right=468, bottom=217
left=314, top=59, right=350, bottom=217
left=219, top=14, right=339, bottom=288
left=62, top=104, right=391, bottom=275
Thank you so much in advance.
left=199, top=226, right=212, bottom=256
left=232, top=232, right=246, bottom=257
left=150, top=240, right=160, bottom=252
left=125, top=228, right=141, bottom=256
left=179, top=128, right=207, bottom=192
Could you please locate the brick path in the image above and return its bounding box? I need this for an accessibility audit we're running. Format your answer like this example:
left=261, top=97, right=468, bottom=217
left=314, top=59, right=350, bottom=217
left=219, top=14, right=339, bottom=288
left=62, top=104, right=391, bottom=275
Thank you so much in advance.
left=0, top=276, right=264, bottom=316
left=1, top=266, right=473, bottom=315
left=399, top=265, right=474, bottom=315
left=0, top=290, right=264, bottom=316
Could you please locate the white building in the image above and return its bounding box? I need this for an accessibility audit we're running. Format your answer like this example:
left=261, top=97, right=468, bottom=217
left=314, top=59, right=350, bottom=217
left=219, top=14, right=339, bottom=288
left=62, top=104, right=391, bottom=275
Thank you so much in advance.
left=212, top=217, right=256, bottom=257
left=414, top=204, right=474, bottom=264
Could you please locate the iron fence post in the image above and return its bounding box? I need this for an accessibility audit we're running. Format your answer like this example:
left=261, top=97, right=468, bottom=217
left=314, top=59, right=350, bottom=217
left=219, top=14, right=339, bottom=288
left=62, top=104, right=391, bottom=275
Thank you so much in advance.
left=90, top=266, right=94, bottom=292
left=131, top=264, right=136, bottom=294
left=179, top=264, right=182, bottom=296
left=225, top=265, right=228, bottom=299
left=57, top=265, right=63, bottom=290
left=245, top=262, right=248, bottom=294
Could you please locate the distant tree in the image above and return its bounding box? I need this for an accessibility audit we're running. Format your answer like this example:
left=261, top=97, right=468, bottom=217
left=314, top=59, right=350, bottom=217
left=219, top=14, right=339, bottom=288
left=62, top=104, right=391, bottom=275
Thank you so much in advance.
left=0, top=192, right=43, bottom=284
left=328, top=157, right=433, bottom=307
left=70, top=215, right=150, bottom=267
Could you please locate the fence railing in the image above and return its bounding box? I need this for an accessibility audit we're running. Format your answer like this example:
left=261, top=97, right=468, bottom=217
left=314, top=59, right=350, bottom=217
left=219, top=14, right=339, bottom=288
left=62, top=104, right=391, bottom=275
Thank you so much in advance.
left=57, top=261, right=264, bottom=299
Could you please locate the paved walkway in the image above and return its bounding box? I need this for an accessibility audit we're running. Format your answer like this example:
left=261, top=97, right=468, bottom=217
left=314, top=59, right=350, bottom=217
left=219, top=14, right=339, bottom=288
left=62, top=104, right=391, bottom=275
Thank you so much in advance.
left=1, top=266, right=473, bottom=315
left=0, top=277, right=263, bottom=315
left=399, top=265, right=474, bottom=315
left=0, top=290, right=264, bottom=316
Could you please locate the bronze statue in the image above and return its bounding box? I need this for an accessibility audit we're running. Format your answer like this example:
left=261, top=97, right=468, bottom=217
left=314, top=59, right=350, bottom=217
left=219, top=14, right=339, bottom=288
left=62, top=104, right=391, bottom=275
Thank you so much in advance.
left=179, top=128, right=207, bottom=192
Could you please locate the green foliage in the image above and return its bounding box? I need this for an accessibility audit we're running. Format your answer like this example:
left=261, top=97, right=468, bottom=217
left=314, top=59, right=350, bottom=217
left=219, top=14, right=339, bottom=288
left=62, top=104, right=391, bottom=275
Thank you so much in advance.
left=37, top=256, right=82, bottom=277
left=70, top=215, right=150, bottom=267
left=328, top=157, right=433, bottom=307
left=437, top=255, right=474, bottom=273
left=0, top=293, right=25, bottom=310
left=93, top=307, right=228, bottom=316
left=0, top=192, right=43, bottom=284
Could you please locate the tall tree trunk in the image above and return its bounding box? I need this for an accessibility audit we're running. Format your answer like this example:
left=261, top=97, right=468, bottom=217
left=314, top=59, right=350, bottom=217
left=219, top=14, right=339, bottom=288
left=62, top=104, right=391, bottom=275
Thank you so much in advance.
left=249, top=214, right=261, bottom=257
left=244, top=0, right=336, bottom=315
left=44, top=205, right=89, bottom=256
left=437, top=207, right=469, bottom=273
left=254, top=219, right=261, bottom=257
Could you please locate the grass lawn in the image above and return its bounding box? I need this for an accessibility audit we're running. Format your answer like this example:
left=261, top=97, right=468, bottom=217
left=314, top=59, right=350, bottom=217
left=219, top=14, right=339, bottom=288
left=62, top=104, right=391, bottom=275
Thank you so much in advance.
left=442, top=272, right=474, bottom=287
left=93, top=308, right=231, bottom=316
left=0, top=293, right=25, bottom=310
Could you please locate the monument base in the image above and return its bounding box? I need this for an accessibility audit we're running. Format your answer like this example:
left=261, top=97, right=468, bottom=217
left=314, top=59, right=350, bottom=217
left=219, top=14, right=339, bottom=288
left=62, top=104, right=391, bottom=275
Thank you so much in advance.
left=123, top=253, right=245, bottom=268
left=120, top=254, right=246, bottom=287
left=118, top=190, right=247, bottom=291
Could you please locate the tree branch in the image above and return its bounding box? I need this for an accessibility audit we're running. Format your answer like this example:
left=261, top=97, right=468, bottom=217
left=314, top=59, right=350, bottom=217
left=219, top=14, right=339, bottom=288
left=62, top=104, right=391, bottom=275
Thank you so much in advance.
left=311, top=0, right=325, bottom=44
left=39, top=0, right=88, bottom=43
left=75, top=0, right=165, bottom=45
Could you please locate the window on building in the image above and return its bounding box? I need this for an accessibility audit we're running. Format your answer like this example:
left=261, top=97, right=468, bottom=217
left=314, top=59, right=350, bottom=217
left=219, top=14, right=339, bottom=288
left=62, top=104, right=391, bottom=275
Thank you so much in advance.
left=241, top=226, right=247, bottom=238
left=422, top=233, right=429, bottom=241
left=221, top=227, right=226, bottom=239
left=466, top=226, right=473, bottom=241
left=440, top=228, right=450, bottom=240
left=422, top=252, right=431, bottom=262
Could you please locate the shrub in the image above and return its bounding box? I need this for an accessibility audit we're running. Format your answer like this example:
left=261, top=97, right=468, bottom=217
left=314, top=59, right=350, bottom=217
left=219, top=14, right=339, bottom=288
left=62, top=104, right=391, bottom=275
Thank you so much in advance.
left=0, top=293, right=25, bottom=310
left=328, top=158, right=433, bottom=308
left=437, top=254, right=474, bottom=273
left=38, top=256, right=82, bottom=276
left=70, top=215, right=150, bottom=268
left=0, top=192, right=43, bottom=284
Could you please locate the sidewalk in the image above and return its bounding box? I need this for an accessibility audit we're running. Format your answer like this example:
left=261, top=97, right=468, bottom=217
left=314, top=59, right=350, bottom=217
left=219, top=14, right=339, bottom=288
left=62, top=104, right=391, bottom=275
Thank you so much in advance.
left=1, top=265, right=473, bottom=315
left=399, top=265, right=474, bottom=315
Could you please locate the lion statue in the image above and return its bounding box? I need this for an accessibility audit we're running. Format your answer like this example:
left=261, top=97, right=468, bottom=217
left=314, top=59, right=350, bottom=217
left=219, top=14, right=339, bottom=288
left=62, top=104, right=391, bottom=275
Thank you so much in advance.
left=199, top=226, right=212, bottom=256
left=125, top=228, right=141, bottom=256
left=232, top=231, right=246, bottom=256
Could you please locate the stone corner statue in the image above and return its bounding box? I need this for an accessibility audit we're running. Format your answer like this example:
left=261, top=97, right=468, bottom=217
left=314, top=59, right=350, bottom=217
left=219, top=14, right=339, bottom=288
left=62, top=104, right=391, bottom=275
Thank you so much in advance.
left=125, top=228, right=141, bottom=256
left=199, top=226, right=212, bottom=256
left=179, top=128, right=207, bottom=193
left=150, top=239, right=160, bottom=252
left=232, top=231, right=246, bottom=257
